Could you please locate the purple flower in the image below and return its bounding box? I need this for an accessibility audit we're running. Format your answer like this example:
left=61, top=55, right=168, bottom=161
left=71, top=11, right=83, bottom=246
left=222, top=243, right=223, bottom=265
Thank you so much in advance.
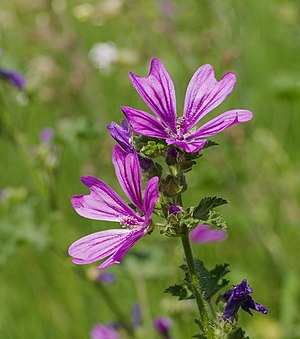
left=68, top=145, right=159, bottom=270
left=107, top=119, right=133, bottom=153
left=190, top=224, right=227, bottom=244
left=90, top=324, right=120, bottom=339
left=40, top=127, right=54, bottom=143
left=154, top=317, right=172, bottom=339
left=122, top=58, right=253, bottom=153
left=168, top=205, right=181, bottom=215
left=222, top=278, right=268, bottom=321
left=0, top=189, right=7, bottom=201
left=0, top=69, right=26, bottom=90
left=107, top=119, right=158, bottom=174
left=98, top=271, right=116, bottom=284
left=131, top=303, right=141, bottom=329
left=0, top=50, right=25, bottom=90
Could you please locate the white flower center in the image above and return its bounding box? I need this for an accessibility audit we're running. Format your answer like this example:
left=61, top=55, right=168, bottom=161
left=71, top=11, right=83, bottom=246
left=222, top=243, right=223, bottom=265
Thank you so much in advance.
left=119, top=215, right=140, bottom=229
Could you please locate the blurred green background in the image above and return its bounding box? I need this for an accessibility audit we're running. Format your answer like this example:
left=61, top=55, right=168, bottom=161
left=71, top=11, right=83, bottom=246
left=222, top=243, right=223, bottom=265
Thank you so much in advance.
left=0, top=0, right=299, bottom=338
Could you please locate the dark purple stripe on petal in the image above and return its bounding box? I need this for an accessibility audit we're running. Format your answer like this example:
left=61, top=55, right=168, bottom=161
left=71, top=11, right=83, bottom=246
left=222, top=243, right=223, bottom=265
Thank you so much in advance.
left=186, top=109, right=253, bottom=139
left=69, top=229, right=132, bottom=264
left=71, top=176, right=142, bottom=222
left=122, top=106, right=169, bottom=139
left=112, top=145, right=144, bottom=212
left=129, top=58, right=177, bottom=132
left=98, top=228, right=146, bottom=269
left=143, top=176, right=159, bottom=221
left=183, top=64, right=236, bottom=132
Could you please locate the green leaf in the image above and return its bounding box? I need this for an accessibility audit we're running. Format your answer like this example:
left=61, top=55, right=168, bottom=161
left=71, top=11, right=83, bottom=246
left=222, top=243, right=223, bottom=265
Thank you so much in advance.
left=181, top=260, right=230, bottom=299
left=205, top=210, right=227, bottom=230
left=164, top=283, right=193, bottom=300
left=228, top=327, right=249, bottom=339
left=193, top=196, right=227, bottom=221
left=203, top=140, right=219, bottom=149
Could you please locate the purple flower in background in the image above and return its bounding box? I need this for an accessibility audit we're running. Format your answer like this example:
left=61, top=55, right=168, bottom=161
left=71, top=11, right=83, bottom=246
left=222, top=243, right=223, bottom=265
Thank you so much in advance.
left=40, top=127, right=54, bottom=143
left=107, top=119, right=133, bottom=153
left=131, top=303, right=141, bottom=329
left=98, top=271, right=116, bottom=284
left=190, top=224, right=227, bottom=244
left=91, top=324, right=120, bottom=339
left=68, top=145, right=159, bottom=270
left=0, top=189, right=7, bottom=201
left=122, top=58, right=252, bottom=153
left=222, top=278, right=268, bottom=321
left=154, top=317, right=172, bottom=339
left=0, top=50, right=26, bottom=90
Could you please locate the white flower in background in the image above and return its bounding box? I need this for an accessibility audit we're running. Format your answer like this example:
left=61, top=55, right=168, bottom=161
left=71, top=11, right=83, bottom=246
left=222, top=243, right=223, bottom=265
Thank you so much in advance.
left=89, top=42, right=119, bottom=72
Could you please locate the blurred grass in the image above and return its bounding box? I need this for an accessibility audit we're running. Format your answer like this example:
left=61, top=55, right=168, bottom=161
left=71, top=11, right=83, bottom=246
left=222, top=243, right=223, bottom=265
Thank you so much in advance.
left=0, top=0, right=300, bottom=338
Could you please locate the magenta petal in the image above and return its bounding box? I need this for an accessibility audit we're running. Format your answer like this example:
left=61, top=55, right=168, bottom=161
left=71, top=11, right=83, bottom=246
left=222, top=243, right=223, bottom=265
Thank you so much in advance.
left=143, top=176, right=159, bottom=221
left=122, top=106, right=169, bottom=139
left=190, top=224, right=227, bottom=244
left=187, top=110, right=253, bottom=139
left=91, top=324, right=120, bottom=339
left=169, top=139, right=208, bottom=153
left=129, top=58, right=177, bottom=133
left=71, top=176, right=142, bottom=222
left=183, top=64, right=236, bottom=132
left=107, top=120, right=133, bottom=153
left=98, top=228, right=146, bottom=269
left=112, top=146, right=143, bottom=212
left=69, top=229, right=134, bottom=264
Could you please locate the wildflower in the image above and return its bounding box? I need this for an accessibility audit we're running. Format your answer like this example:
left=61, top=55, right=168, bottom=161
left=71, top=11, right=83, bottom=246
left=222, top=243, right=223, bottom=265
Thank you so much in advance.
left=122, top=58, right=252, bottom=153
left=68, top=145, right=159, bottom=269
left=91, top=324, right=119, bottom=339
left=222, top=278, right=268, bottom=321
left=107, top=119, right=160, bottom=176
left=190, top=224, right=227, bottom=244
left=131, top=304, right=141, bottom=329
left=98, top=271, right=116, bottom=284
left=0, top=49, right=25, bottom=90
left=107, top=119, right=133, bottom=153
left=40, top=127, right=54, bottom=144
left=154, top=317, right=172, bottom=339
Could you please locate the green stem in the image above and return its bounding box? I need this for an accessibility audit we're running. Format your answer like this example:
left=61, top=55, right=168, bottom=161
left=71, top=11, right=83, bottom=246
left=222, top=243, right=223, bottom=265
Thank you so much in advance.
left=181, top=231, right=212, bottom=338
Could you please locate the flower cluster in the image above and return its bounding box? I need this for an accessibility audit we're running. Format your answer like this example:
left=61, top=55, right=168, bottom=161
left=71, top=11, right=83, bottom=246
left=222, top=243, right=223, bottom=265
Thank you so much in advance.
left=69, top=58, right=244, bottom=269
left=68, top=57, right=267, bottom=338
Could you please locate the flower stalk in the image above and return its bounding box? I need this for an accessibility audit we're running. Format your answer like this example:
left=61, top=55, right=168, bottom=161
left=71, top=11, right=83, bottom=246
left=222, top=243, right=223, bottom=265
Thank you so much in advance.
left=181, top=226, right=212, bottom=338
left=175, top=189, right=212, bottom=338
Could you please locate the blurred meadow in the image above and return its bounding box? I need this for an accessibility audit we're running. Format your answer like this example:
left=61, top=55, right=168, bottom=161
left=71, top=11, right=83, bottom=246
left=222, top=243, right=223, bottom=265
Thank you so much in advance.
left=1, top=0, right=300, bottom=338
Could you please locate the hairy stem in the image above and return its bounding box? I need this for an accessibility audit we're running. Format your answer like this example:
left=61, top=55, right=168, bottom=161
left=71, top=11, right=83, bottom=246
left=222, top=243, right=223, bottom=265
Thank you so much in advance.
left=174, top=188, right=212, bottom=338
left=180, top=231, right=212, bottom=337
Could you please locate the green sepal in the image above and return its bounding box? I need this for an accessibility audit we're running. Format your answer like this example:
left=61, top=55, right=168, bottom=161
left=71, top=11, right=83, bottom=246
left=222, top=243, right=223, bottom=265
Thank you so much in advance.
left=193, top=196, right=227, bottom=221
